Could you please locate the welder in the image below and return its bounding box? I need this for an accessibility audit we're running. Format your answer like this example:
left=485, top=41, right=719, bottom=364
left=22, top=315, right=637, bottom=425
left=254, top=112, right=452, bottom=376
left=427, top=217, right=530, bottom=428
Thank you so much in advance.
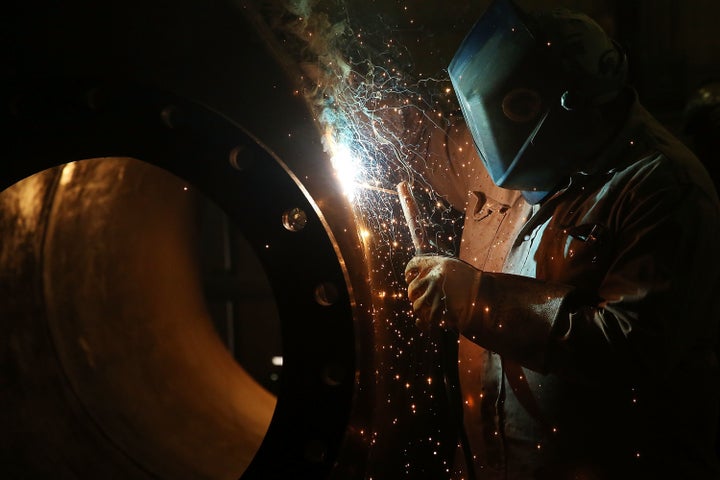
left=403, top=0, right=720, bottom=478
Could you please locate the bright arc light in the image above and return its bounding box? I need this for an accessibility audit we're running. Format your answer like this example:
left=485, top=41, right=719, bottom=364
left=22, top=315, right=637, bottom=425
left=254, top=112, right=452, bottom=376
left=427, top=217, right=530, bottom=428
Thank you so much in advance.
left=327, top=133, right=362, bottom=201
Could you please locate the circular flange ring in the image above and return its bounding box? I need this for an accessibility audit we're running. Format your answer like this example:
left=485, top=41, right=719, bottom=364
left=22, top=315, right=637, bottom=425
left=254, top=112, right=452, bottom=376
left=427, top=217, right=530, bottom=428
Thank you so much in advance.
left=3, top=77, right=356, bottom=480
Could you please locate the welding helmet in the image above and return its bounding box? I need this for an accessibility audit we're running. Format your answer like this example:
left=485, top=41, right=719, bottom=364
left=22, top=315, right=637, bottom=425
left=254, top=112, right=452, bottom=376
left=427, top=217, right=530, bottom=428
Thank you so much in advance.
left=448, top=0, right=627, bottom=195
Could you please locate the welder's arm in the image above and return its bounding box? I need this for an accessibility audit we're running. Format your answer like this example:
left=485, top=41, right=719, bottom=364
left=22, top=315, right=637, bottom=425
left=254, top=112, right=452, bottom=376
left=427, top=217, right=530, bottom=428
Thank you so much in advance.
left=406, top=177, right=720, bottom=384
left=405, top=255, right=577, bottom=373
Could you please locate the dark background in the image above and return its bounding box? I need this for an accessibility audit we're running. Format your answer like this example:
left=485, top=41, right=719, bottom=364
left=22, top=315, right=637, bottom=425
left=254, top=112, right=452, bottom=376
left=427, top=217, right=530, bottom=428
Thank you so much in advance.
left=341, top=0, right=720, bottom=130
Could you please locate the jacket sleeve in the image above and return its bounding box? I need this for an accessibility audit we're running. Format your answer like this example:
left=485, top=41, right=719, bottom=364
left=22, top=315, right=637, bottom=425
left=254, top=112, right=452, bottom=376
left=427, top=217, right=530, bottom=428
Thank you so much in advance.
left=460, top=271, right=576, bottom=374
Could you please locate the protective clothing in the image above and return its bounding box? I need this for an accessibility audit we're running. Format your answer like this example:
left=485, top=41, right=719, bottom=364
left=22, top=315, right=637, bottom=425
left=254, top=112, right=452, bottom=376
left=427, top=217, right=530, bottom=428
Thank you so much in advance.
left=448, top=0, right=627, bottom=194
left=408, top=87, right=720, bottom=478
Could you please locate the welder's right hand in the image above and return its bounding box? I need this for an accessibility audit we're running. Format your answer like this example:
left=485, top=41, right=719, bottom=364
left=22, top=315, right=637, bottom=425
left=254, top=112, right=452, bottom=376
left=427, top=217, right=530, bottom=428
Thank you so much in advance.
left=404, top=255, right=482, bottom=332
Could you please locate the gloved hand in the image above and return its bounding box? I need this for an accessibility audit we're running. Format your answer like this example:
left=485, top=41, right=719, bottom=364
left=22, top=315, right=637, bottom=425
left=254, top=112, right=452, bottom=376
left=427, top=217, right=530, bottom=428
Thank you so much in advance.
left=404, top=255, right=482, bottom=332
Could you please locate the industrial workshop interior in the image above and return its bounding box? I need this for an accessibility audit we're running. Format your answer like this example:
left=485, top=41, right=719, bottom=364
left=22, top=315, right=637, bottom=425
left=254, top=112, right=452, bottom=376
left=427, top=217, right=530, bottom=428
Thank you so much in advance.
left=3, top=0, right=720, bottom=479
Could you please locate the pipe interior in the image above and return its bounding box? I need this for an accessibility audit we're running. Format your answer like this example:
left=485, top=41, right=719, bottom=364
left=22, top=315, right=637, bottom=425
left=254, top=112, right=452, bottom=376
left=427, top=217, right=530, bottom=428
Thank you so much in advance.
left=3, top=156, right=279, bottom=479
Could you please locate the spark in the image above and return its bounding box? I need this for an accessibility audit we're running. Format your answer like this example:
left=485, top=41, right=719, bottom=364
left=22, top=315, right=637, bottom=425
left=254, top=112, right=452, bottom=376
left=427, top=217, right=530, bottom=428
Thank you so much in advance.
left=258, top=1, right=469, bottom=476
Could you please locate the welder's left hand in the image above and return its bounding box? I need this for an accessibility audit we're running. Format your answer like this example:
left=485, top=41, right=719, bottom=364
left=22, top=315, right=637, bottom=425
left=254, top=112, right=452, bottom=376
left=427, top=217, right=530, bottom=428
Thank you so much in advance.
left=404, top=255, right=482, bottom=332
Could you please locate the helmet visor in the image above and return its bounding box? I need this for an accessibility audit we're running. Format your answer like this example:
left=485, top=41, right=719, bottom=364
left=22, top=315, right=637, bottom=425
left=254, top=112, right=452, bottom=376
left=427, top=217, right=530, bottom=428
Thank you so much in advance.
left=448, top=0, right=562, bottom=189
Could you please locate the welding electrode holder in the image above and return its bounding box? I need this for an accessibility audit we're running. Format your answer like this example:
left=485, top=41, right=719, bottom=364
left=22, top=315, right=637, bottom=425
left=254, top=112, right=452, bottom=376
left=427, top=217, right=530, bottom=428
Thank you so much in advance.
left=396, top=180, right=431, bottom=254
left=396, top=181, right=476, bottom=480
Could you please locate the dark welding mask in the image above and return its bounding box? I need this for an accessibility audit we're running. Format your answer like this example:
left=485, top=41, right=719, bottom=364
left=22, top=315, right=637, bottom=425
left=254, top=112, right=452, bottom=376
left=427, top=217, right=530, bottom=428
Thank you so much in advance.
left=448, top=0, right=627, bottom=195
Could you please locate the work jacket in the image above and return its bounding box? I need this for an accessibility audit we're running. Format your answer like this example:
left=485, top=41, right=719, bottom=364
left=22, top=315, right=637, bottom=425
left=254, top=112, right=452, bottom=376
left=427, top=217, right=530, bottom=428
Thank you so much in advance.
left=417, top=91, right=720, bottom=479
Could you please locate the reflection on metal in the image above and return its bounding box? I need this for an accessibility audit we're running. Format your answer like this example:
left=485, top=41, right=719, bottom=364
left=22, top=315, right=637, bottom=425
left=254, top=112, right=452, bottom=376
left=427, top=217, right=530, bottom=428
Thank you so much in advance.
left=282, top=208, right=309, bottom=232
left=16, top=158, right=276, bottom=478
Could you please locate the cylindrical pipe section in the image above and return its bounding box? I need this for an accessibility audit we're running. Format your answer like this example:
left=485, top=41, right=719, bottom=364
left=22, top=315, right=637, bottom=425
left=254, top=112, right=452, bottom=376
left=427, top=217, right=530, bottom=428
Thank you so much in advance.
left=0, top=157, right=276, bottom=479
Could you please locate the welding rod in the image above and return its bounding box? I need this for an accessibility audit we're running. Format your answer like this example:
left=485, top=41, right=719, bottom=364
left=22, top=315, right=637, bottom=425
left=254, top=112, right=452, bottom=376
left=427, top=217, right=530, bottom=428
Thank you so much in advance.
left=396, top=181, right=430, bottom=254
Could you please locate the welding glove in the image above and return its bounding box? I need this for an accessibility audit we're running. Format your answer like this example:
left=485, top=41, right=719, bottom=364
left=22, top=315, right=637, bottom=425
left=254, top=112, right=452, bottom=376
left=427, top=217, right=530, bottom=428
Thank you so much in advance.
left=404, top=255, right=482, bottom=332
left=406, top=254, right=578, bottom=372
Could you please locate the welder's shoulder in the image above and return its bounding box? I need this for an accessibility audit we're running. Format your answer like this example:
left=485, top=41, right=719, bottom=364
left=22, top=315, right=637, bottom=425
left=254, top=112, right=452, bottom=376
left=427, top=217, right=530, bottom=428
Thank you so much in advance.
left=650, top=127, right=718, bottom=205
left=622, top=114, right=719, bottom=207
